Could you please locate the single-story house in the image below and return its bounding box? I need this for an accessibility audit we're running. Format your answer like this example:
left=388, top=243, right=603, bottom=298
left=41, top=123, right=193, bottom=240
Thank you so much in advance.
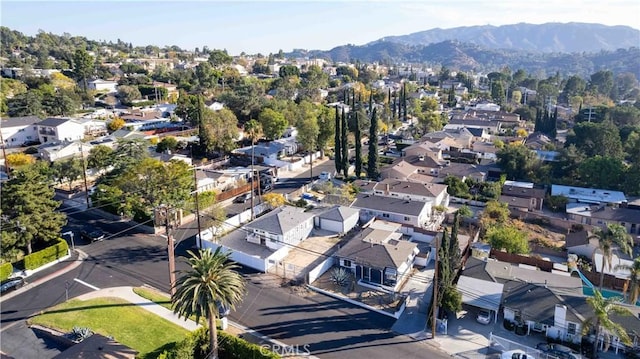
left=551, top=184, right=627, bottom=205
left=501, top=184, right=546, bottom=211
left=335, top=225, right=418, bottom=291
left=39, top=140, right=92, bottom=162
left=244, top=205, right=315, bottom=251
left=351, top=193, right=434, bottom=229
left=566, top=203, right=640, bottom=238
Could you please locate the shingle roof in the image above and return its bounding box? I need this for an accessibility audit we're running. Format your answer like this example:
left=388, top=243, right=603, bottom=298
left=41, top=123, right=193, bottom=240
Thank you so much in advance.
left=500, top=195, right=532, bottom=209
left=335, top=227, right=417, bottom=269
left=38, top=117, right=71, bottom=127
left=351, top=193, right=429, bottom=216
left=317, top=205, right=359, bottom=222
left=376, top=178, right=447, bottom=198
left=1, top=115, right=41, bottom=128
left=245, top=206, right=314, bottom=235
left=502, top=185, right=547, bottom=199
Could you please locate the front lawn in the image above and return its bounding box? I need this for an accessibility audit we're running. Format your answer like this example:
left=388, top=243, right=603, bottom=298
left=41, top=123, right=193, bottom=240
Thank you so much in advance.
left=28, top=297, right=189, bottom=358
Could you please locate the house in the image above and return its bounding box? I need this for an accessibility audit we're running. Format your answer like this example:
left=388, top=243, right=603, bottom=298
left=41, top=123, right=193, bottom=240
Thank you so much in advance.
left=37, top=117, right=86, bottom=144
left=354, top=178, right=450, bottom=208
left=551, top=185, right=627, bottom=205
left=566, top=204, right=640, bottom=238
left=313, top=205, right=359, bottom=234
left=1, top=116, right=41, bottom=148
left=244, top=205, right=315, bottom=251
left=335, top=223, right=418, bottom=291
left=500, top=184, right=546, bottom=211
left=351, top=193, right=436, bottom=229
left=52, top=333, right=137, bottom=359
left=525, top=132, right=553, bottom=150
left=444, top=118, right=502, bottom=134
left=38, top=140, right=92, bottom=162
left=87, top=79, right=118, bottom=92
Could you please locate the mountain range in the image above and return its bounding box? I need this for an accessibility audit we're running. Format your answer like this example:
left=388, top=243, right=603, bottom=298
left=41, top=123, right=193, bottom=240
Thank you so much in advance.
left=288, top=23, right=640, bottom=77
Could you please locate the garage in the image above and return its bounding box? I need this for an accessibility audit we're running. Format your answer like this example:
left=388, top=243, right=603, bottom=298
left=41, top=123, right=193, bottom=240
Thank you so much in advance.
left=456, top=275, right=504, bottom=323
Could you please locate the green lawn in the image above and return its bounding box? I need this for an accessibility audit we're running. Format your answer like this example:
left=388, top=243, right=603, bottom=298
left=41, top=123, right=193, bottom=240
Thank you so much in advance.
left=133, top=287, right=208, bottom=326
left=28, top=297, right=189, bottom=358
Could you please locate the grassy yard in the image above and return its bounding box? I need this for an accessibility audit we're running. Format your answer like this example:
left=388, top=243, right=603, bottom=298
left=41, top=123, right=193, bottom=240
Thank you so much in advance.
left=133, top=287, right=208, bottom=325
left=28, top=297, right=188, bottom=358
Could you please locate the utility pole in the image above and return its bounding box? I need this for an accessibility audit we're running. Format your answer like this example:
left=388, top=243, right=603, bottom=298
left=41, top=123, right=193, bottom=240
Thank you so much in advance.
left=79, top=143, right=90, bottom=209
left=157, top=205, right=177, bottom=296
left=431, top=234, right=439, bottom=338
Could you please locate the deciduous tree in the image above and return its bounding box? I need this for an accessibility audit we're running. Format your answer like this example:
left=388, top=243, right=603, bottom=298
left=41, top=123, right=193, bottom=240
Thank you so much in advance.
left=258, top=108, right=287, bottom=140
left=485, top=225, right=529, bottom=254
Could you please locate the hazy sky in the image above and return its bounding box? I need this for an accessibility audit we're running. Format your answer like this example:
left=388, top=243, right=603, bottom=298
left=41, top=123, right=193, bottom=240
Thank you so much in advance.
left=2, top=0, right=639, bottom=55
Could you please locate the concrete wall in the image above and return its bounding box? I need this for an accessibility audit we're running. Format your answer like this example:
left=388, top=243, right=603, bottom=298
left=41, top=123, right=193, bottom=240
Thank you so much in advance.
left=201, top=240, right=268, bottom=272
left=307, top=257, right=336, bottom=283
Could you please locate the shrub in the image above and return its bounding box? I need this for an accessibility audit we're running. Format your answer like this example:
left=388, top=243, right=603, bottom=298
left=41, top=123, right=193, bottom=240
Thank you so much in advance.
left=157, top=327, right=280, bottom=359
left=23, top=239, right=69, bottom=270
left=0, top=262, right=13, bottom=280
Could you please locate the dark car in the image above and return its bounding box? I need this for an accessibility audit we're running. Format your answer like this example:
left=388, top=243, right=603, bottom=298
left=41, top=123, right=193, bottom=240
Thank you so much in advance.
left=233, top=193, right=251, bottom=203
left=80, top=229, right=106, bottom=242
left=1, top=277, right=25, bottom=294
left=536, top=343, right=582, bottom=359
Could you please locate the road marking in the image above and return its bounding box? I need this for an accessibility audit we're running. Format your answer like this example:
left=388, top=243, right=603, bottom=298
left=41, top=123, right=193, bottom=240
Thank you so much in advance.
left=73, top=278, right=100, bottom=291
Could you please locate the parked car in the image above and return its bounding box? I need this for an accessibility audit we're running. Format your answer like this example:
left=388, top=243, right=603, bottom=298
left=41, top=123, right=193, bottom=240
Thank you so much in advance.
left=501, top=350, right=534, bottom=359
left=476, top=309, right=492, bottom=324
left=233, top=193, right=251, bottom=203
left=1, top=277, right=25, bottom=294
left=80, top=228, right=106, bottom=242
left=319, top=171, right=332, bottom=181
left=535, top=343, right=582, bottom=359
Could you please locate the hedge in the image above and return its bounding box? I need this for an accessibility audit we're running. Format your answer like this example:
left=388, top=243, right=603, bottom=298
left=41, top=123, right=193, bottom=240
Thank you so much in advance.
left=0, top=262, right=13, bottom=281
left=23, top=239, right=69, bottom=270
left=157, top=327, right=280, bottom=359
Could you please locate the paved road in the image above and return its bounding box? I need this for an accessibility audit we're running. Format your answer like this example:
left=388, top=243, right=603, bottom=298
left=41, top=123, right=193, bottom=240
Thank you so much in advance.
left=273, top=160, right=336, bottom=195
left=1, top=201, right=451, bottom=359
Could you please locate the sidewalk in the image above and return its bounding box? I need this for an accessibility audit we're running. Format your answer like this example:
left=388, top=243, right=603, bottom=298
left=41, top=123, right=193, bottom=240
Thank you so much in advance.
left=391, top=264, right=435, bottom=340
left=0, top=249, right=86, bottom=303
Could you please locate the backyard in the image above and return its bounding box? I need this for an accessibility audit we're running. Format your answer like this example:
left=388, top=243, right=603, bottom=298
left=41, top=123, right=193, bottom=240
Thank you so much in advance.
left=27, top=297, right=189, bottom=358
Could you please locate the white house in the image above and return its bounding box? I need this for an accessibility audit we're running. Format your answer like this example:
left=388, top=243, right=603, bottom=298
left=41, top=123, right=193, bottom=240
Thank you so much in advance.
left=39, top=140, right=92, bottom=162
left=351, top=193, right=434, bottom=229
left=244, top=206, right=315, bottom=251
left=37, top=118, right=86, bottom=144
left=313, top=206, right=359, bottom=234
left=1, top=116, right=41, bottom=148
left=87, top=79, right=118, bottom=92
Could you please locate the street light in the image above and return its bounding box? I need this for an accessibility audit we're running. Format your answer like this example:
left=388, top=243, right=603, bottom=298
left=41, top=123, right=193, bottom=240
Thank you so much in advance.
left=62, top=231, right=75, bottom=251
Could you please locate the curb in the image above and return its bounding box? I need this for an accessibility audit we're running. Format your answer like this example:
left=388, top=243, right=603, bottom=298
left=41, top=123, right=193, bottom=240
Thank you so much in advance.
left=0, top=249, right=87, bottom=303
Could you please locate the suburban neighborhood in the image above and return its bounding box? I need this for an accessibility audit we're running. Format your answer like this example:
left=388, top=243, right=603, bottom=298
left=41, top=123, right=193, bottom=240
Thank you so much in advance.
left=1, top=13, right=640, bottom=359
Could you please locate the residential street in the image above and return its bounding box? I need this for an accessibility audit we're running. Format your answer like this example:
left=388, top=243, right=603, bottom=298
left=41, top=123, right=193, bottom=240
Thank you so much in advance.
left=0, top=200, right=450, bottom=359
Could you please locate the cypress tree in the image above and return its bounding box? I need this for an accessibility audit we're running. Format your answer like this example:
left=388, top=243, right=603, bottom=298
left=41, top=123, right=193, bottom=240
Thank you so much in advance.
left=392, top=91, right=397, bottom=120
left=341, top=108, right=348, bottom=178
left=367, top=108, right=379, bottom=179
left=368, top=92, right=373, bottom=115
left=403, top=82, right=408, bottom=122
left=352, top=90, right=356, bottom=112
left=354, top=112, right=362, bottom=178
left=334, top=105, right=342, bottom=173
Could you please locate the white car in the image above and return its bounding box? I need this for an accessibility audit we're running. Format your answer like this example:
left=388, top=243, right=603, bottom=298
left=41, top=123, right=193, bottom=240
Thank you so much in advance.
left=501, top=350, right=535, bottom=359
left=476, top=309, right=491, bottom=324
left=196, top=229, right=214, bottom=242
left=319, top=171, right=332, bottom=181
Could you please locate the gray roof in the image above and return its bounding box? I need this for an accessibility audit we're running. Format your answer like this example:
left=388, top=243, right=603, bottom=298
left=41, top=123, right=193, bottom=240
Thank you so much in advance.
left=218, top=227, right=275, bottom=258
left=335, top=227, right=417, bottom=269
left=502, top=185, right=547, bottom=199
left=351, top=193, right=429, bottom=216
left=461, top=257, right=495, bottom=282
left=485, top=260, right=584, bottom=296
left=245, top=206, right=315, bottom=235
left=502, top=283, right=584, bottom=325
left=38, top=117, right=70, bottom=127
left=1, top=115, right=41, bottom=128
left=590, top=206, right=640, bottom=223
left=317, top=205, right=359, bottom=222
left=377, top=178, right=447, bottom=198
left=500, top=195, right=532, bottom=209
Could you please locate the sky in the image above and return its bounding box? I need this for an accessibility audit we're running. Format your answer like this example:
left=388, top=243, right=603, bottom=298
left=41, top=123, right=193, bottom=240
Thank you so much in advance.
left=1, top=0, right=639, bottom=55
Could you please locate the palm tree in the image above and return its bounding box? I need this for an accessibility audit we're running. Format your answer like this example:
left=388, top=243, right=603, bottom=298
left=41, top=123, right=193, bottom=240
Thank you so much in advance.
left=582, top=289, right=632, bottom=356
left=615, top=257, right=640, bottom=305
left=172, top=248, right=246, bottom=359
left=588, top=224, right=633, bottom=289
left=244, top=119, right=263, bottom=220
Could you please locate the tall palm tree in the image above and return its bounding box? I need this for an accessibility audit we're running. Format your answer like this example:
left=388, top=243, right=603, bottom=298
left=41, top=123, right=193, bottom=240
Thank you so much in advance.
left=588, top=224, right=633, bottom=289
left=172, top=248, right=246, bottom=359
left=615, top=257, right=640, bottom=305
left=582, top=289, right=632, bottom=356
left=244, top=119, right=263, bottom=220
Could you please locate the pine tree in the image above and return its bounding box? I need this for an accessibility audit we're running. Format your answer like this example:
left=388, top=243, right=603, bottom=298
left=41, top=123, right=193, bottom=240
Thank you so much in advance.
left=367, top=108, right=379, bottom=179
left=354, top=112, right=362, bottom=178
left=334, top=105, right=342, bottom=173
left=341, top=108, right=348, bottom=178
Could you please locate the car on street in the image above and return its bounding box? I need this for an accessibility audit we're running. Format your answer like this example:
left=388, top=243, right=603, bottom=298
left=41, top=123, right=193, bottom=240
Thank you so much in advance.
left=80, top=228, right=106, bottom=242
left=233, top=193, right=251, bottom=203
left=476, top=309, right=492, bottom=324
left=501, top=350, right=535, bottom=359
left=535, top=343, right=582, bottom=359
left=0, top=277, right=25, bottom=294
left=319, top=171, right=332, bottom=181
